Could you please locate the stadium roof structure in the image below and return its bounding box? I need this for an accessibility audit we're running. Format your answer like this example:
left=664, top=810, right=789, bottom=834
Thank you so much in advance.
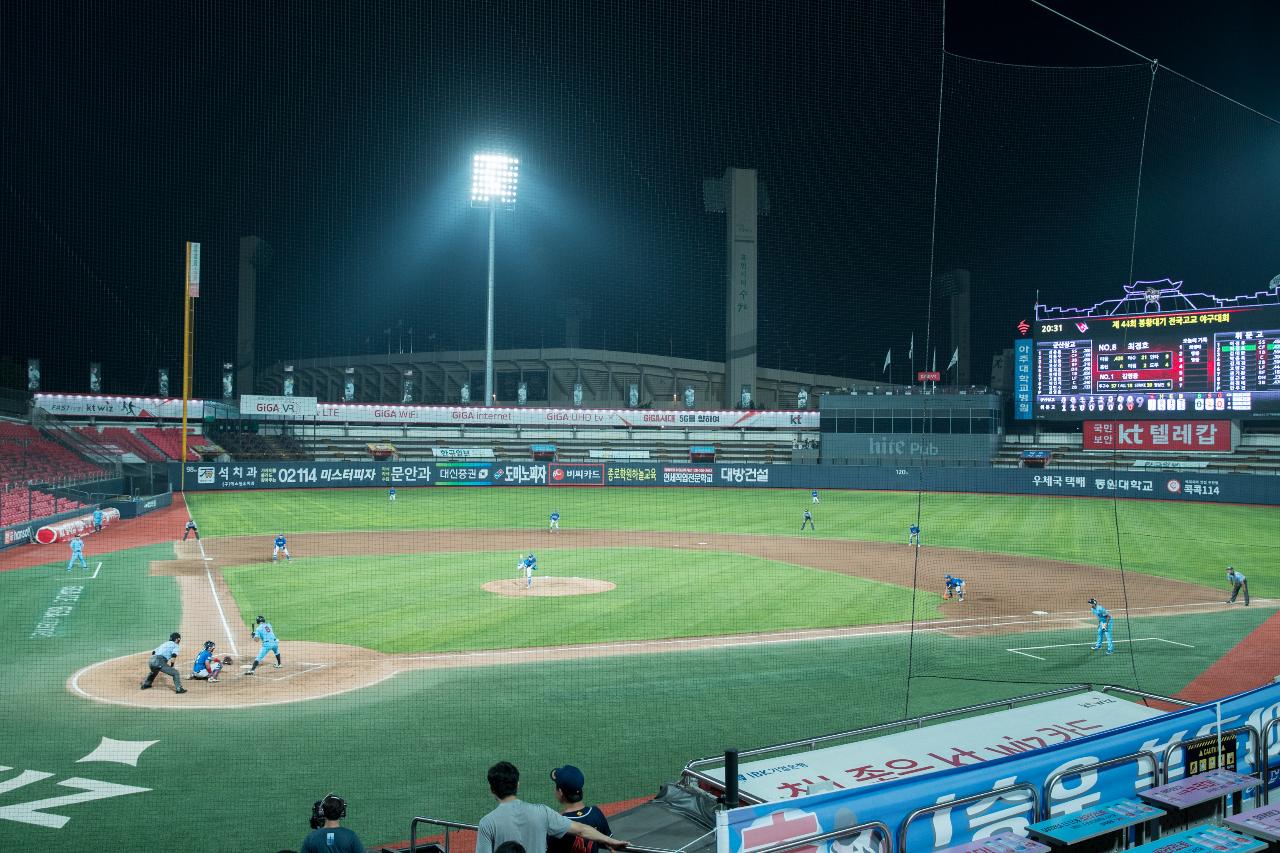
left=262, top=346, right=879, bottom=410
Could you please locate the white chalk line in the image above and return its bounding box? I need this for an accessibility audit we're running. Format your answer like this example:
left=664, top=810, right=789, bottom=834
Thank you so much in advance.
left=68, top=652, right=396, bottom=710
left=184, top=504, right=239, bottom=657
left=90, top=562, right=102, bottom=579
left=1007, top=637, right=1196, bottom=661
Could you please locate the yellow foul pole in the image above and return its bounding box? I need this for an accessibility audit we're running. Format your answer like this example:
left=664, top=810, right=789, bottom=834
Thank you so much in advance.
left=181, top=242, right=199, bottom=492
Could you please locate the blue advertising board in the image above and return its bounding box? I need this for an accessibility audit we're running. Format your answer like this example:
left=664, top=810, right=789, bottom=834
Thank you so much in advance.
left=169, top=461, right=1280, bottom=506
left=718, top=681, right=1280, bottom=853
left=1014, top=339, right=1033, bottom=420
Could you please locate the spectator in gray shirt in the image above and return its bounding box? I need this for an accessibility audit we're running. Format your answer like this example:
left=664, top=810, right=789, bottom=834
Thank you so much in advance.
left=476, top=762, right=627, bottom=853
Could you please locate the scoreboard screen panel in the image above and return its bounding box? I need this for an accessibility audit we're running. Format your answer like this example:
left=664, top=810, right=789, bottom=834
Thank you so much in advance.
left=1033, top=283, right=1280, bottom=420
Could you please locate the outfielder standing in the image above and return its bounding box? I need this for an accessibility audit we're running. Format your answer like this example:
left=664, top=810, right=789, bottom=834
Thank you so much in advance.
left=1226, top=567, right=1250, bottom=606
left=549, top=510, right=560, bottom=533
left=389, top=486, right=397, bottom=502
left=66, top=534, right=88, bottom=572
left=801, top=509, right=815, bottom=531
left=811, top=489, right=819, bottom=505
left=141, top=632, right=188, bottom=693
left=245, top=615, right=281, bottom=674
left=1088, top=598, right=1114, bottom=655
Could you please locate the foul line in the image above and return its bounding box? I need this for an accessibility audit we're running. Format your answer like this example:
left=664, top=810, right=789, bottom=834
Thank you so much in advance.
left=90, top=562, right=102, bottom=579
left=1007, top=637, right=1195, bottom=661
left=205, top=565, right=239, bottom=657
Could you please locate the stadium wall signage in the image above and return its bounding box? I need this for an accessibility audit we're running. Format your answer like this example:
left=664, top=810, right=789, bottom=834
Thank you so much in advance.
left=720, top=681, right=1280, bottom=853
left=36, top=394, right=817, bottom=429
left=168, top=461, right=1280, bottom=505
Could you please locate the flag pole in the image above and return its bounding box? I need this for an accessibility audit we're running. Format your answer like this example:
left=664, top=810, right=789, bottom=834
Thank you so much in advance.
left=181, top=242, right=198, bottom=490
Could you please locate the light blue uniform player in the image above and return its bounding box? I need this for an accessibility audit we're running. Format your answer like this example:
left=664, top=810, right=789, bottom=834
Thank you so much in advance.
left=549, top=511, right=560, bottom=533
left=1088, top=598, right=1114, bottom=654
left=272, top=535, right=291, bottom=562
left=67, top=534, right=88, bottom=572
left=245, top=615, right=281, bottom=674
left=92, top=508, right=104, bottom=532
left=519, top=553, right=538, bottom=587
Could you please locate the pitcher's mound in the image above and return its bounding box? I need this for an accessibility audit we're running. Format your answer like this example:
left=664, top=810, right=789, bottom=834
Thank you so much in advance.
left=483, top=577, right=615, bottom=597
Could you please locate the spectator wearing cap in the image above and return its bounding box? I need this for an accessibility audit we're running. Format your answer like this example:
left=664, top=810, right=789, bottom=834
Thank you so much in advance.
left=548, top=765, right=611, bottom=853
left=477, top=761, right=628, bottom=853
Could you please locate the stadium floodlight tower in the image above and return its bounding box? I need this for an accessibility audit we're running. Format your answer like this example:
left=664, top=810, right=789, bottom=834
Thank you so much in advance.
left=471, top=152, right=519, bottom=406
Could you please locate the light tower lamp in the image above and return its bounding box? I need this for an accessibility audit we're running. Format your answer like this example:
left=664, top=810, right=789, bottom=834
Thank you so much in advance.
left=471, top=152, right=520, bottom=406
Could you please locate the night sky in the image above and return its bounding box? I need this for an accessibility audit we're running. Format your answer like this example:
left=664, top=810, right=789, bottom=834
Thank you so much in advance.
left=2, top=0, right=1277, bottom=397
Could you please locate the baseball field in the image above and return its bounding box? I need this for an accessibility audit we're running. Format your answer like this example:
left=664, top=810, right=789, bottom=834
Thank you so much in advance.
left=2, top=485, right=1276, bottom=851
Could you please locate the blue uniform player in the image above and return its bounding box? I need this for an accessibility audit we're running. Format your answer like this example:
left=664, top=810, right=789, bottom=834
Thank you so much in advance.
left=67, top=534, right=88, bottom=572
left=1088, top=598, right=1114, bottom=654
left=388, top=486, right=397, bottom=503
left=93, top=508, right=104, bottom=532
left=811, top=489, right=820, bottom=505
left=519, top=553, right=538, bottom=587
left=272, top=534, right=291, bottom=562
left=943, top=574, right=965, bottom=602
left=190, top=640, right=225, bottom=682
left=245, top=615, right=281, bottom=674
left=908, top=524, right=921, bottom=546
left=549, top=511, right=560, bottom=533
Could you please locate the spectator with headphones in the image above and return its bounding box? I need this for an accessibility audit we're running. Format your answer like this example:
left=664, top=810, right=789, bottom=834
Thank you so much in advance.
left=301, top=793, right=365, bottom=853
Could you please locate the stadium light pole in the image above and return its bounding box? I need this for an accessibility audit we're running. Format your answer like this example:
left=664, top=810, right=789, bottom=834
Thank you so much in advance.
left=471, top=153, right=519, bottom=406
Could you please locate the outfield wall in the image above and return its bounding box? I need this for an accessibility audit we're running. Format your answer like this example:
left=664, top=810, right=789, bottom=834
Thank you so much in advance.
left=168, top=460, right=1280, bottom=505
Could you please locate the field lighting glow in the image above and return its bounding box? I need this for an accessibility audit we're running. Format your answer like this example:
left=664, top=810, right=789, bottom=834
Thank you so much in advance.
left=471, top=153, right=519, bottom=207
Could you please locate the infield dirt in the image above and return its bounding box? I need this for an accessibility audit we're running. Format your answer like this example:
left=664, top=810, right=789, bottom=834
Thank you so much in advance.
left=68, top=528, right=1242, bottom=709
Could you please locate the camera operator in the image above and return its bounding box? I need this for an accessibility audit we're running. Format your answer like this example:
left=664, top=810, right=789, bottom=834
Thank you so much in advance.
left=301, top=794, right=365, bottom=853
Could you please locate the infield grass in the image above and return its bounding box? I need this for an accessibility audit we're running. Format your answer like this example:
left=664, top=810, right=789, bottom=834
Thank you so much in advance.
left=221, top=548, right=939, bottom=652
left=190, top=487, right=1280, bottom=593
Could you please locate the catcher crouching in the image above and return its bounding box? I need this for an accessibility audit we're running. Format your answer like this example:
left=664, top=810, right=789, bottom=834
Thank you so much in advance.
left=189, top=640, right=232, bottom=683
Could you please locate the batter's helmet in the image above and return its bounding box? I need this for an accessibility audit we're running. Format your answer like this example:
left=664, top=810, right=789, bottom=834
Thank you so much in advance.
left=1087, top=598, right=1098, bottom=606
left=255, top=615, right=265, bottom=624
left=170, top=632, right=182, bottom=642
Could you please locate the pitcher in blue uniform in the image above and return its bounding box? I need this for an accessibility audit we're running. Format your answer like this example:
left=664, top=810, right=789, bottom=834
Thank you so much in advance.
left=67, top=534, right=88, bottom=572
left=245, top=615, right=282, bottom=674
left=1088, top=598, right=1114, bottom=654
left=519, top=553, right=538, bottom=587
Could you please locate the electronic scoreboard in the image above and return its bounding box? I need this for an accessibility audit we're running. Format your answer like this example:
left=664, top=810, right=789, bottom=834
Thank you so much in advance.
left=1031, top=280, right=1280, bottom=420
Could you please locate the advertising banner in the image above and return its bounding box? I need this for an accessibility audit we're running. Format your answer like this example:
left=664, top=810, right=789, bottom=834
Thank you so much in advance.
left=239, top=395, right=318, bottom=417
left=548, top=463, right=605, bottom=486
left=170, top=461, right=1280, bottom=506
left=709, top=692, right=1161, bottom=802
left=35, top=508, right=122, bottom=544
left=720, top=682, right=1280, bottom=853
left=36, top=394, right=818, bottom=429
left=1083, top=420, right=1232, bottom=452
left=1014, top=339, right=1033, bottom=420
left=432, top=447, right=496, bottom=459
left=36, top=394, right=204, bottom=420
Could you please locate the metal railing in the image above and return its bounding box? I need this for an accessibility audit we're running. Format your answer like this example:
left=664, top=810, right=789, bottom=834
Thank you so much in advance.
left=897, top=783, right=1041, bottom=853
left=746, top=820, right=893, bottom=853
left=1262, top=716, right=1280, bottom=806
left=683, top=685, right=1101, bottom=800
left=1041, top=751, right=1159, bottom=820
left=407, top=816, right=683, bottom=853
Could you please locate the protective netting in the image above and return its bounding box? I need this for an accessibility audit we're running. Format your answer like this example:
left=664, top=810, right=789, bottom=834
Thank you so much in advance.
left=3, top=7, right=1280, bottom=846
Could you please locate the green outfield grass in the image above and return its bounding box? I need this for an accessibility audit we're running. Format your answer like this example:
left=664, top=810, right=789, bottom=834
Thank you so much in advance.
left=222, top=548, right=940, bottom=652
left=3, top=538, right=1270, bottom=852
left=189, top=487, right=1280, bottom=592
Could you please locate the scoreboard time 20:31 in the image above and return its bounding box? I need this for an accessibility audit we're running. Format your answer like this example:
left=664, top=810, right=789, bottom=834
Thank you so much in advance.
left=1032, top=303, right=1280, bottom=421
